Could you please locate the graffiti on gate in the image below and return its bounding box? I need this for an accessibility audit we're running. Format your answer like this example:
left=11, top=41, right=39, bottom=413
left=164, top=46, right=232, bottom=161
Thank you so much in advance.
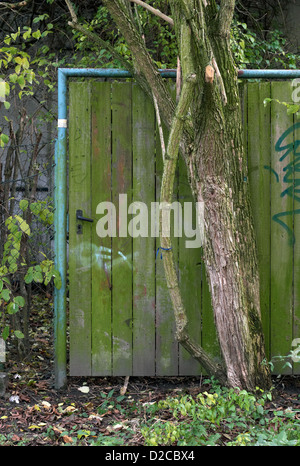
left=74, top=241, right=137, bottom=272
left=264, top=122, right=300, bottom=245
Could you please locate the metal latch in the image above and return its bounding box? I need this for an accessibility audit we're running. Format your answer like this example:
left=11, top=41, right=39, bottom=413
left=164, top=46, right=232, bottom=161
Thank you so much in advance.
left=76, top=209, right=93, bottom=234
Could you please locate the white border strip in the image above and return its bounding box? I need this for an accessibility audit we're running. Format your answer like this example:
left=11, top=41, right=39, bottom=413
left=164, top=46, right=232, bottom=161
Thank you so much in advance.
left=58, top=119, right=68, bottom=128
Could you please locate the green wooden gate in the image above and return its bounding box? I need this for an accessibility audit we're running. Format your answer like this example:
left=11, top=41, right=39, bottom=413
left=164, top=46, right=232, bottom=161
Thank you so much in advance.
left=68, top=80, right=300, bottom=377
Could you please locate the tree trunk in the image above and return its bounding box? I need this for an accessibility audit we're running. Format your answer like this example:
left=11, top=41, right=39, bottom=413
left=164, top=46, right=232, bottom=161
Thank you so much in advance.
left=192, top=103, right=270, bottom=390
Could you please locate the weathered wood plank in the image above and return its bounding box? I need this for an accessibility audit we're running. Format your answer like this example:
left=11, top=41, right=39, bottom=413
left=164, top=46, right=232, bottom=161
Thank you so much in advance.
left=201, top=263, right=220, bottom=366
left=91, top=82, right=112, bottom=375
left=293, top=120, right=300, bottom=374
left=111, top=82, right=133, bottom=375
left=69, top=82, right=92, bottom=376
left=270, top=81, right=294, bottom=373
left=132, top=83, right=156, bottom=375
left=178, top=155, right=202, bottom=375
left=247, top=82, right=271, bottom=360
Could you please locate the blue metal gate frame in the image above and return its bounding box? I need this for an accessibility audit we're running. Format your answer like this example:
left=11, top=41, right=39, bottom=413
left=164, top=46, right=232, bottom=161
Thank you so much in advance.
left=55, top=67, right=300, bottom=388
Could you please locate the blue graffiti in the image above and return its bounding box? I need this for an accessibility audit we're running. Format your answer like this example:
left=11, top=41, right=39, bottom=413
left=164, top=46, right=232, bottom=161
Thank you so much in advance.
left=264, top=122, right=300, bottom=245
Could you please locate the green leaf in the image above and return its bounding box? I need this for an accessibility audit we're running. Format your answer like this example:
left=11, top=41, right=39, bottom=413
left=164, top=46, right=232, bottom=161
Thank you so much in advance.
left=263, top=98, right=272, bottom=107
left=32, top=30, right=42, bottom=40
left=23, top=29, right=32, bottom=40
left=1, top=133, right=9, bottom=145
left=7, top=302, right=19, bottom=315
left=1, top=288, right=10, bottom=302
left=53, top=270, right=62, bottom=290
left=4, top=101, right=10, bottom=110
left=14, top=330, right=24, bottom=339
left=30, top=202, right=42, bottom=214
left=19, top=199, right=29, bottom=211
left=14, top=56, right=23, bottom=65
left=15, top=215, right=30, bottom=235
left=33, top=270, right=43, bottom=283
left=17, top=75, right=25, bottom=89
left=287, top=104, right=300, bottom=115
left=14, top=296, right=25, bottom=307
left=24, top=267, right=34, bottom=284
left=2, top=326, right=9, bottom=341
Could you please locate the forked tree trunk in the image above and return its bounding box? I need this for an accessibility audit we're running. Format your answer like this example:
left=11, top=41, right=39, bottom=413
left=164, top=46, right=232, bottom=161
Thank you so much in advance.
left=72, top=0, right=272, bottom=391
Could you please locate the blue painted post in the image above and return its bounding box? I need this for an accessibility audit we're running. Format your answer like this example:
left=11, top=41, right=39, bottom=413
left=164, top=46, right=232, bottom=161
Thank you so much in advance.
left=54, top=69, right=68, bottom=388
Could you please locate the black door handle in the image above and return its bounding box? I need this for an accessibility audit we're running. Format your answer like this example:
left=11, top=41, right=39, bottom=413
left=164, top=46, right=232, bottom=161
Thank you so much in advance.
left=76, top=210, right=94, bottom=222
left=76, top=210, right=93, bottom=234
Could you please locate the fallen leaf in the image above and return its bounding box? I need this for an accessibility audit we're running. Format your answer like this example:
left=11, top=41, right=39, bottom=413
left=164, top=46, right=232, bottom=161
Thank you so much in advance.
left=9, top=395, right=20, bottom=404
left=63, top=405, right=77, bottom=413
left=62, top=435, right=73, bottom=444
left=42, top=401, right=51, bottom=410
left=78, top=386, right=89, bottom=394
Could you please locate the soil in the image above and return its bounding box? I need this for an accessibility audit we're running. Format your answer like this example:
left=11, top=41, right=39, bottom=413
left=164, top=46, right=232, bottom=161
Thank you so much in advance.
left=0, top=294, right=300, bottom=446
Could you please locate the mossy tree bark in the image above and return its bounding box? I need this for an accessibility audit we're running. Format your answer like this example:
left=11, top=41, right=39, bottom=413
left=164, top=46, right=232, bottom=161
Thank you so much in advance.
left=67, top=0, right=272, bottom=391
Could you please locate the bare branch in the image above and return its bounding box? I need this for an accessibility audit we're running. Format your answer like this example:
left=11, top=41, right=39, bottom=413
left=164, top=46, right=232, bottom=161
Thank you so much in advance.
left=65, top=0, right=78, bottom=23
left=212, top=57, right=227, bottom=104
left=129, top=0, right=174, bottom=26
left=153, top=91, right=165, bottom=161
left=0, top=0, right=32, bottom=8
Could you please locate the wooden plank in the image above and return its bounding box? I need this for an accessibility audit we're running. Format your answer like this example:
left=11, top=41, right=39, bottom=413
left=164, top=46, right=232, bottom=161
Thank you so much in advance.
left=132, top=83, right=156, bottom=375
left=293, top=120, right=300, bottom=374
left=270, top=81, right=294, bottom=373
left=247, top=82, right=271, bottom=360
left=91, top=82, right=112, bottom=375
left=111, top=82, right=133, bottom=375
left=178, top=154, right=202, bottom=375
left=201, top=263, right=220, bottom=365
left=69, top=82, right=92, bottom=376
left=155, top=107, right=179, bottom=376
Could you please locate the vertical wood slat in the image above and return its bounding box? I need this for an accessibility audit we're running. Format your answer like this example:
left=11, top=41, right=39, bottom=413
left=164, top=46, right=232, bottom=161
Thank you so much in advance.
left=270, top=81, right=294, bottom=373
left=91, top=82, right=112, bottom=375
left=69, top=82, right=92, bottom=375
left=178, top=155, right=202, bottom=374
left=247, top=82, right=271, bottom=359
left=293, top=119, right=300, bottom=374
left=111, top=82, right=133, bottom=375
left=132, top=83, right=156, bottom=374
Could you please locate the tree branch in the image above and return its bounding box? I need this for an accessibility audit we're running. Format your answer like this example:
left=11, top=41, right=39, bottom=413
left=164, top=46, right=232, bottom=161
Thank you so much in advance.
left=102, top=0, right=175, bottom=130
left=129, top=0, right=174, bottom=26
left=65, top=0, right=77, bottom=23
left=218, top=0, right=235, bottom=37
left=67, top=20, right=135, bottom=75
left=159, top=72, right=226, bottom=384
left=0, top=0, right=31, bottom=8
